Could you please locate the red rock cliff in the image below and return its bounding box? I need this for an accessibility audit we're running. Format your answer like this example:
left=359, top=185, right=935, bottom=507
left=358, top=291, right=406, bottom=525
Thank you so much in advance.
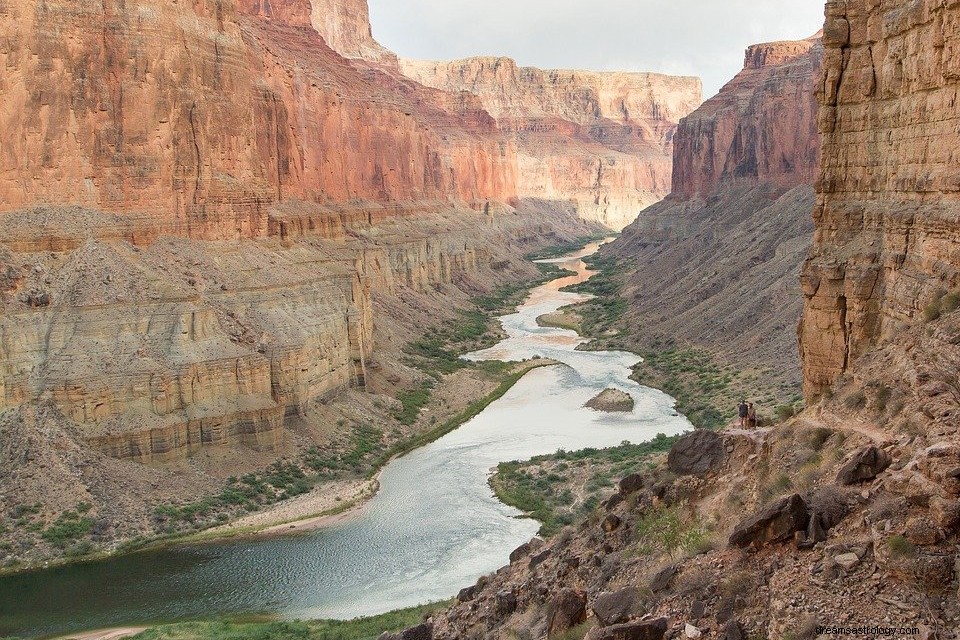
left=672, top=36, right=822, bottom=199
left=0, top=0, right=515, bottom=240
left=401, top=57, right=702, bottom=230
left=800, top=0, right=960, bottom=400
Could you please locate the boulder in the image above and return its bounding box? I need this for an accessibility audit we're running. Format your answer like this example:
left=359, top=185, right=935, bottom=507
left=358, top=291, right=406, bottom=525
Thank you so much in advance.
left=591, top=587, right=637, bottom=626
left=378, top=623, right=432, bottom=640
left=495, top=590, right=517, bottom=617
left=547, top=589, right=587, bottom=638
left=834, top=552, right=861, bottom=570
left=603, top=514, right=623, bottom=533
left=591, top=618, right=669, bottom=640
left=619, top=473, right=645, bottom=495
left=668, top=430, right=726, bottom=477
left=509, top=537, right=543, bottom=563
left=722, top=620, right=747, bottom=640
left=685, top=624, right=702, bottom=639
left=837, top=446, right=892, bottom=485
left=457, top=584, right=478, bottom=603
left=729, top=494, right=810, bottom=549
left=586, top=388, right=635, bottom=412
left=529, top=549, right=551, bottom=570
left=649, top=563, right=678, bottom=592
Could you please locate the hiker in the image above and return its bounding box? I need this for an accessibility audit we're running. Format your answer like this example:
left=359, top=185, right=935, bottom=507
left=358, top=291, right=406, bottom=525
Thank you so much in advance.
left=747, top=402, right=758, bottom=429
left=738, top=400, right=749, bottom=428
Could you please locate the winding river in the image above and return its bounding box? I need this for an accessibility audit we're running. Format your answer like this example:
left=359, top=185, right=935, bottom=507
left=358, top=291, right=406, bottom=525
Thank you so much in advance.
left=0, top=240, right=691, bottom=638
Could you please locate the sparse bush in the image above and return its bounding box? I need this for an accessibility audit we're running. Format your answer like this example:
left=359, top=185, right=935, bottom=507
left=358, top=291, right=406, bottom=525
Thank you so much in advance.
left=807, top=427, right=833, bottom=451
left=888, top=535, right=916, bottom=558
left=874, top=385, right=892, bottom=412
left=942, top=291, right=960, bottom=314
left=844, top=390, right=867, bottom=410
left=776, top=404, right=796, bottom=422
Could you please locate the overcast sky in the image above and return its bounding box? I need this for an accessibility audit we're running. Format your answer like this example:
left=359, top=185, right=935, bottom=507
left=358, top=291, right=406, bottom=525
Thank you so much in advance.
left=368, top=0, right=825, bottom=99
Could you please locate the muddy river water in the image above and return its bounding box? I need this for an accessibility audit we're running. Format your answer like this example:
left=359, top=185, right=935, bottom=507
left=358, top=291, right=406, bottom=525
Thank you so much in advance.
left=0, top=240, right=690, bottom=637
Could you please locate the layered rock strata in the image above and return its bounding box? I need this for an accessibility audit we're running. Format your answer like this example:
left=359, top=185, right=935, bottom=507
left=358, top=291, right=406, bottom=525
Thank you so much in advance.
left=0, top=0, right=515, bottom=241
left=401, top=57, right=703, bottom=230
left=800, top=0, right=960, bottom=400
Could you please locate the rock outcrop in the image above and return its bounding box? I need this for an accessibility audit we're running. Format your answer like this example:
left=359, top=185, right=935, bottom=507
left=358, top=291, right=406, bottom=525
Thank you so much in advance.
left=601, top=36, right=822, bottom=399
left=401, top=57, right=703, bottom=230
left=800, top=0, right=960, bottom=400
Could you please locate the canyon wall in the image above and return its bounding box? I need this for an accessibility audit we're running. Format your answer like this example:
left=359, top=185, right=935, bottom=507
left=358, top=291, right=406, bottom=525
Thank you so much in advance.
left=0, top=0, right=515, bottom=241
left=401, top=57, right=703, bottom=230
left=0, top=0, right=600, bottom=469
left=671, top=36, right=822, bottom=199
left=607, top=36, right=822, bottom=395
left=800, top=0, right=960, bottom=400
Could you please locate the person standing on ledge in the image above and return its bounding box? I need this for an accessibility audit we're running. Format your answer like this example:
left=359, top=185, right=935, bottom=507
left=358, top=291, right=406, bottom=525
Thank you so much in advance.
left=747, top=402, right=758, bottom=429
left=738, top=400, right=749, bottom=428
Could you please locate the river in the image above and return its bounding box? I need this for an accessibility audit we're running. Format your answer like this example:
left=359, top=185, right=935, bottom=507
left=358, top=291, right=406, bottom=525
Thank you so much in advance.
left=0, top=240, right=691, bottom=638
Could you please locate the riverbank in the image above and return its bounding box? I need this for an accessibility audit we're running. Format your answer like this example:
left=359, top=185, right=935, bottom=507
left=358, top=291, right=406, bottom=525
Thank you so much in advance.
left=176, top=358, right=560, bottom=543
left=0, top=239, right=596, bottom=579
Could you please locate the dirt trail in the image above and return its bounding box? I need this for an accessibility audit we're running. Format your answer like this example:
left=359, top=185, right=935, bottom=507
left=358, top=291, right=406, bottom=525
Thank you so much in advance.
left=794, top=406, right=891, bottom=444
left=59, top=628, right=147, bottom=640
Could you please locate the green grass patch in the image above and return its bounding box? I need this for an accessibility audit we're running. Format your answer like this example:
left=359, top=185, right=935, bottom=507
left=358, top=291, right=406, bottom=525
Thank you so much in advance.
left=131, top=602, right=449, bottom=640
left=490, top=434, right=679, bottom=537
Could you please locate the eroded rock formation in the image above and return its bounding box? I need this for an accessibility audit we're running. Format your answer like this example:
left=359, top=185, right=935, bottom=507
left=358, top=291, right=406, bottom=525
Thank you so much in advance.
left=800, top=0, right=960, bottom=400
left=671, top=36, right=822, bottom=198
left=401, top=57, right=702, bottom=230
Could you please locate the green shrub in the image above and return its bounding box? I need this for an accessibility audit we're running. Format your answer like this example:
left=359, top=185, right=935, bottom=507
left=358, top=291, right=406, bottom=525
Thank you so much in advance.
left=888, top=535, right=916, bottom=558
left=775, top=404, right=796, bottom=422
left=942, top=291, right=960, bottom=314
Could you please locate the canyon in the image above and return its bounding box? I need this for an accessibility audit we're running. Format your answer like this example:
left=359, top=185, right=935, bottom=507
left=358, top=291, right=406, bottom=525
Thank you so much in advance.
left=397, top=2, right=960, bottom=639
left=400, top=57, right=702, bottom=230
left=0, top=0, right=674, bottom=566
left=600, top=34, right=822, bottom=403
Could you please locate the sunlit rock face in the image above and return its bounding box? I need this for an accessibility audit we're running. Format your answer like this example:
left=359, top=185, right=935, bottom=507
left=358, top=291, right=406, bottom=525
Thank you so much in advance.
left=671, top=36, right=822, bottom=199
left=401, top=57, right=703, bottom=230
left=801, top=0, right=960, bottom=400
left=0, top=0, right=518, bottom=241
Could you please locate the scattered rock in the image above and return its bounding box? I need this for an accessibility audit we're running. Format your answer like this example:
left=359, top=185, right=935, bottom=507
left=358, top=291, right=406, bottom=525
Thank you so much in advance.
left=905, top=516, right=945, bottom=546
left=603, top=514, right=623, bottom=533
left=837, top=446, right=892, bottom=485
left=591, top=588, right=637, bottom=626
left=729, top=494, right=810, bottom=549
left=684, top=623, right=702, bottom=639
left=591, top=618, right=668, bottom=640
left=834, top=552, right=861, bottom=570
left=546, top=589, right=587, bottom=638
left=586, top=388, right=635, bottom=412
left=378, top=623, right=432, bottom=640
left=495, top=590, right=517, bottom=617
left=668, top=430, right=726, bottom=477
left=722, top=620, right=746, bottom=640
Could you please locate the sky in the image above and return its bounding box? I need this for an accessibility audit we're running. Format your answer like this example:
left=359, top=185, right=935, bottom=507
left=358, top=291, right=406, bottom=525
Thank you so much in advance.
left=367, top=0, right=825, bottom=99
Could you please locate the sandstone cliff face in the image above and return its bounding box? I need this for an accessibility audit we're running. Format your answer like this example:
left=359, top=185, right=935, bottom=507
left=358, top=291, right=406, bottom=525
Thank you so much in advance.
left=605, top=38, right=821, bottom=396
left=671, top=36, right=822, bottom=199
left=401, top=57, right=703, bottom=230
left=800, top=0, right=960, bottom=400
left=0, top=0, right=514, bottom=241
